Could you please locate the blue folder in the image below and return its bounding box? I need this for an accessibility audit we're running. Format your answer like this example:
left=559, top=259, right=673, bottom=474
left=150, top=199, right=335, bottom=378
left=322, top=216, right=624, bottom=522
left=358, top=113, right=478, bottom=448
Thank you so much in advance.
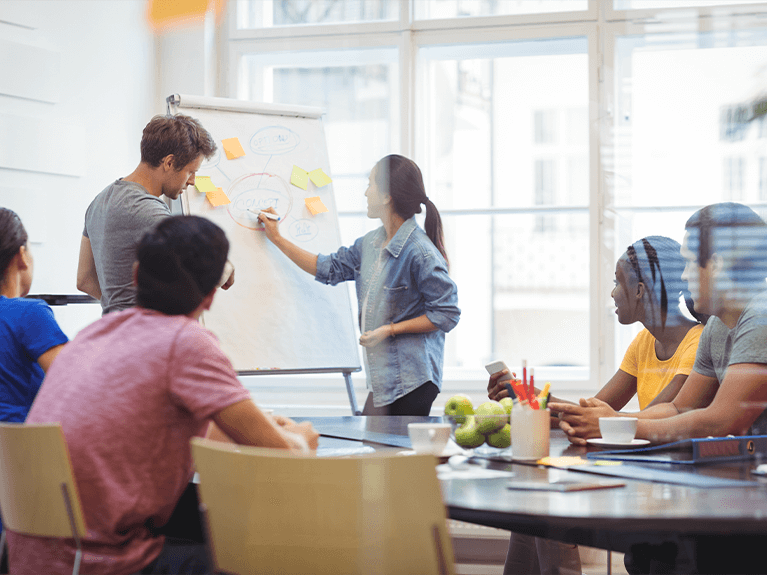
left=586, top=434, right=767, bottom=464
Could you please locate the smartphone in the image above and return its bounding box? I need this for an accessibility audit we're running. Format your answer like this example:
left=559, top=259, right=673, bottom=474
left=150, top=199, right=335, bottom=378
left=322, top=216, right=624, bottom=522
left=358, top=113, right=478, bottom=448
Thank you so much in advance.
left=506, top=479, right=626, bottom=492
left=485, top=360, right=512, bottom=383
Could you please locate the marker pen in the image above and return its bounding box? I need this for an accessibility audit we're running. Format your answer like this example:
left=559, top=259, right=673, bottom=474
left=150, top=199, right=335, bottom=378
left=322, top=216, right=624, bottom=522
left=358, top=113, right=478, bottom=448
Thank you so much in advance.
left=249, top=209, right=280, bottom=221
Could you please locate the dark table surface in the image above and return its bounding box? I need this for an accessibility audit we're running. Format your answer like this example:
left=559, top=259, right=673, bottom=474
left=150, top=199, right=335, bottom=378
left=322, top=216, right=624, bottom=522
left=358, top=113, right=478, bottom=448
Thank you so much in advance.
left=294, top=415, right=767, bottom=552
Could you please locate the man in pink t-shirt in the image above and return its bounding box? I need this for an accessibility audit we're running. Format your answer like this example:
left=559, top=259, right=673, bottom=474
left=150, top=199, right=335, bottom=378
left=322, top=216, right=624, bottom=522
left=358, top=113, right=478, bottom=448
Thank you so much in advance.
left=7, top=216, right=319, bottom=575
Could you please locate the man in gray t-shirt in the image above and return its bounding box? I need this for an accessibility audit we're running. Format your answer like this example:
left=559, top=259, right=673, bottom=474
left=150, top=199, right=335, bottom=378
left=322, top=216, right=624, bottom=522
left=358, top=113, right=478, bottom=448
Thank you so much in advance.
left=82, top=180, right=171, bottom=314
left=77, top=114, right=231, bottom=314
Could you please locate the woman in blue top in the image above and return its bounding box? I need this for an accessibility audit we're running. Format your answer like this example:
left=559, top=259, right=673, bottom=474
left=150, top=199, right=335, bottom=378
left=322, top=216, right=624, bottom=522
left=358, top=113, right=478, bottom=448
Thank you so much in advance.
left=260, top=155, right=460, bottom=415
left=0, top=208, right=68, bottom=422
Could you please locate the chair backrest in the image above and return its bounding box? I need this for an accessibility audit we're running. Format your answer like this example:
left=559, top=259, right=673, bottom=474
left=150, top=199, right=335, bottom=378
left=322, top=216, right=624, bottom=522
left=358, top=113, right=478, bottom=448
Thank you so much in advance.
left=0, top=423, right=87, bottom=539
left=191, top=438, right=455, bottom=575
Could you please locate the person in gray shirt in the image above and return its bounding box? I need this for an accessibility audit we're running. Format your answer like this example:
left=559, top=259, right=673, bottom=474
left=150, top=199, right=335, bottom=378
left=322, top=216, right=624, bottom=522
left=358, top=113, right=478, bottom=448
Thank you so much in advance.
left=77, top=114, right=233, bottom=314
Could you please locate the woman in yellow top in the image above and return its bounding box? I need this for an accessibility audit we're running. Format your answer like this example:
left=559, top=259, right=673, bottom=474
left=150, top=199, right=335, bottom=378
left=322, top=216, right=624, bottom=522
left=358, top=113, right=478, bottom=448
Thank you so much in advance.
left=488, top=235, right=707, bottom=575
left=489, top=235, right=706, bottom=418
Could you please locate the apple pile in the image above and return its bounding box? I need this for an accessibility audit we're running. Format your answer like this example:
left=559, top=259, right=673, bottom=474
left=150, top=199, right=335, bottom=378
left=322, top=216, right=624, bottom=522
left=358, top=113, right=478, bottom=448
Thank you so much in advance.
left=444, top=395, right=513, bottom=449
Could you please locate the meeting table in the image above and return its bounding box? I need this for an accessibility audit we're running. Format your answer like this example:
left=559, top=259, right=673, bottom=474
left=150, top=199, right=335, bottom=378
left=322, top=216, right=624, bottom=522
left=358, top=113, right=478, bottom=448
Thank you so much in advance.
left=293, top=415, right=767, bottom=573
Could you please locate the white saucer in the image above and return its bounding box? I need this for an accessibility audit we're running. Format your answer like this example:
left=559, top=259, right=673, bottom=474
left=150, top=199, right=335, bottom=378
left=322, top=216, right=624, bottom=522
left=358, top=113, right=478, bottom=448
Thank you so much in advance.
left=586, top=438, right=650, bottom=449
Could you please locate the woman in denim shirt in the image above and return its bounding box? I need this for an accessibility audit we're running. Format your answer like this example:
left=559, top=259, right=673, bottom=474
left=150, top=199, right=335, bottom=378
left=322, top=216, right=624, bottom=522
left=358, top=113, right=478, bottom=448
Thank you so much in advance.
left=259, top=155, right=460, bottom=415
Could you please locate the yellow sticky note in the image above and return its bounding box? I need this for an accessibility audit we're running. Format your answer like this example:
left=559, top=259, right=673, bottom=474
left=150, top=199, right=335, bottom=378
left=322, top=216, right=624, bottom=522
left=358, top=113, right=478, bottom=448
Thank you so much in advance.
left=537, top=456, right=588, bottom=467
left=195, top=176, right=217, bottom=193
left=206, top=188, right=231, bottom=207
left=290, top=166, right=309, bottom=190
left=221, top=137, right=245, bottom=160
left=309, top=168, right=332, bottom=188
left=305, top=196, right=329, bottom=216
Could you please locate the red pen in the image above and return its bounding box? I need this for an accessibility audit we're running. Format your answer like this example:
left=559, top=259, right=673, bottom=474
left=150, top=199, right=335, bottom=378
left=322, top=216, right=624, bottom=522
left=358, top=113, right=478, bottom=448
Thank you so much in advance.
left=522, top=360, right=527, bottom=398
left=530, top=367, right=535, bottom=399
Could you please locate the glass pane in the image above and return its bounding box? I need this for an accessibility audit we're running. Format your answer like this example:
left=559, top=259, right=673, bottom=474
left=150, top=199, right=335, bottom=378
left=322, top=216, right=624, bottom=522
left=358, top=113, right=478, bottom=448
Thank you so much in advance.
left=418, top=39, right=589, bottom=211
left=240, top=49, right=399, bottom=212
left=613, top=29, right=767, bottom=209
left=415, top=0, right=587, bottom=19
left=614, top=0, right=767, bottom=10
left=442, top=212, right=589, bottom=370
left=237, top=0, right=397, bottom=29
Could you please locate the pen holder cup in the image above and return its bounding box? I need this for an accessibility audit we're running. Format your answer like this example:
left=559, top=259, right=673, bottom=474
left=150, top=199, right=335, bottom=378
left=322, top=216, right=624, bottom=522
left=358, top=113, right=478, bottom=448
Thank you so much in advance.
left=511, top=408, right=550, bottom=461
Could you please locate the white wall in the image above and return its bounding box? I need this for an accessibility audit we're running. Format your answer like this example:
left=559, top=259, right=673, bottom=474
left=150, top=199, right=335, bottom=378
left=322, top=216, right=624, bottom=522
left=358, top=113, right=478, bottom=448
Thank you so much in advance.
left=0, top=0, right=157, bottom=335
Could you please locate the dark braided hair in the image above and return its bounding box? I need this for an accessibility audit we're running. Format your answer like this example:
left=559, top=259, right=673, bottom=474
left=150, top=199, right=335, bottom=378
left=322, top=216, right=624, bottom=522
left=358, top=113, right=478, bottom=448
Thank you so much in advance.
left=0, top=208, right=28, bottom=280
left=624, top=236, right=707, bottom=328
left=373, top=155, right=449, bottom=267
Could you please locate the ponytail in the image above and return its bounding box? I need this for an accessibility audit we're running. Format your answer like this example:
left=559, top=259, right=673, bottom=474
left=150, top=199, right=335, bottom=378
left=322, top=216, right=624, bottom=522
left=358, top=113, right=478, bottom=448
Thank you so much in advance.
left=423, top=198, right=449, bottom=268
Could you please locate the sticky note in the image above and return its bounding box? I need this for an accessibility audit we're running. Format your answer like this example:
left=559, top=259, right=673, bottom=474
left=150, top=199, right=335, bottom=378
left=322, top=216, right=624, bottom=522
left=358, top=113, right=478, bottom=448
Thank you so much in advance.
left=305, top=196, right=328, bottom=216
left=537, top=456, right=588, bottom=467
left=206, top=188, right=231, bottom=207
left=309, top=168, right=332, bottom=188
left=147, top=0, right=210, bottom=30
left=221, top=137, right=245, bottom=160
left=195, top=176, right=217, bottom=193
left=290, top=166, right=309, bottom=190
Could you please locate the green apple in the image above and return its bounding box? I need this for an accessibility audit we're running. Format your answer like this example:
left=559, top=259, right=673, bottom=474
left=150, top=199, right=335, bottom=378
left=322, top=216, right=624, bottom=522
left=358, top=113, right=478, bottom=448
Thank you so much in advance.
left=454, top=416, right=485, bottom=449
left=486, top=423, right=511, bottom=449
left=444, top=394, right=474, bottom=424
left=475, top=400, right=507, bottom=434
left=499, top=397, right=514, bottom=415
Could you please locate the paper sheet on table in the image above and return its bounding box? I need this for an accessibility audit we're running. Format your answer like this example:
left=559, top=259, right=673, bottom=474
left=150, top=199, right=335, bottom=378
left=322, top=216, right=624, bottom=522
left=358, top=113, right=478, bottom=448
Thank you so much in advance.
left=317, top=446, right=377, bottom=458
left=436, top=464, right=514, bottom=480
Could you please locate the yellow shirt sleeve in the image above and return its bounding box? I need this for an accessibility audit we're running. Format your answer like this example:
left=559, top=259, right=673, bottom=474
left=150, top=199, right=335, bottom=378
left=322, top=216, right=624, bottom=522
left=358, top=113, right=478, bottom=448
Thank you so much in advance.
left=619, top=325, right=704, bottom=410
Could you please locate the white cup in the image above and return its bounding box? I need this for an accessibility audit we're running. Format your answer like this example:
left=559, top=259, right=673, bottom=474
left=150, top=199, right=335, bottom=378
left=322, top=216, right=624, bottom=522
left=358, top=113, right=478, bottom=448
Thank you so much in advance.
left=408, top=423, right=451, bottom=455
left=510, top=408, right=550, bottom=461
left=598, top=417, right=638, bottom=444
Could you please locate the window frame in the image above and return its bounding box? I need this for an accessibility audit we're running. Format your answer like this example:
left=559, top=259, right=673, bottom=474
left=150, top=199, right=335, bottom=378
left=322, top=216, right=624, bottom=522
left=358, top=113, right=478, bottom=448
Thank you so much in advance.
left=220, top=0, right=767, bottom=413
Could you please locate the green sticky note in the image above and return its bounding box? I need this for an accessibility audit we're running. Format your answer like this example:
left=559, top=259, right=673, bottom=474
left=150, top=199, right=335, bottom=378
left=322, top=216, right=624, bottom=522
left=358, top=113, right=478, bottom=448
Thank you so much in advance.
left=290, top=166, right=309, bottom=190
left=309, top=168, right=332, bottom=188
left=195, top=176, right=217, bottom=193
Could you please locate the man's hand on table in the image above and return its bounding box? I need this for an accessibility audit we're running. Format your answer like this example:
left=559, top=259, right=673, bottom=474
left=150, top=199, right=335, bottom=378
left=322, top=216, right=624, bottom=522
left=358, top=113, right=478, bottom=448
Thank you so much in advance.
left=548, top=397, right=618, bottom=446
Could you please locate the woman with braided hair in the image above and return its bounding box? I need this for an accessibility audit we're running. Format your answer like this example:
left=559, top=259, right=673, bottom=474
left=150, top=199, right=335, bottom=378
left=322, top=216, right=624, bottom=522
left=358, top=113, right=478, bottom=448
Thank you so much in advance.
left=260, top=154, right=460, bottom=415
left=490, top=235, right=706, bottom=575
left=0, top=208, right=68, bottom=423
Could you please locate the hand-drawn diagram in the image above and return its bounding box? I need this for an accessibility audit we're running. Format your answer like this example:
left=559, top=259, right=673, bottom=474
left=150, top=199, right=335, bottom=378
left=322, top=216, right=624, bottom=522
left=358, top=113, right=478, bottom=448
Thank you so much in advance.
left=226, top=172, right=292, bottom=230
left=218, top=125, right=320, bottom=243
left=250, top=126, right=300, bottom=155
left=288, top=219, right=319, bottom=242
left=200, top=147, right=230, bottom=181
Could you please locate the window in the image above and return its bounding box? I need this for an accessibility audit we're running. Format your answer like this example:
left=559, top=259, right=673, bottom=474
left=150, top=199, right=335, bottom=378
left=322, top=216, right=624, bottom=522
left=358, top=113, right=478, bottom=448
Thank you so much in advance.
left=236, top=0, right=397, bottom=28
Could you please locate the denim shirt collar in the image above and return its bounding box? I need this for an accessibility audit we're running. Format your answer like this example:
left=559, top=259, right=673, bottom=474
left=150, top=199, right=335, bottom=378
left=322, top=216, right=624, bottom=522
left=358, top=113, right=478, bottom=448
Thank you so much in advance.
left=372, top=217, right=418, bottom=259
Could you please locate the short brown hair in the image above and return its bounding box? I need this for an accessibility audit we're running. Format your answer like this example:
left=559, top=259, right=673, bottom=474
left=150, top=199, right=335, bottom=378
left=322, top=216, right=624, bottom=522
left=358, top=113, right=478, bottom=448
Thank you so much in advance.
left=140, top=114, right=217, bottom=170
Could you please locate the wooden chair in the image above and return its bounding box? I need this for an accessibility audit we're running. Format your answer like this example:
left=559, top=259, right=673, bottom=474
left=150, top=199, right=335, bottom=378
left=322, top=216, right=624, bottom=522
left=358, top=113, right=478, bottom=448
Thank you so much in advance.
left=191, top=438, right=456, bottom=575
left=0, top=423, right=87, bottom=575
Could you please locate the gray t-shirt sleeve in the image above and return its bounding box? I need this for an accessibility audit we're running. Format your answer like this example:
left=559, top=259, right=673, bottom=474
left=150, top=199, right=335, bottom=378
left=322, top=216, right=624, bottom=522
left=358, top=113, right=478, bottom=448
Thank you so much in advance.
left=692, top=319, right=717, bottom=378
left=729, top=296, right=767, bottom=366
